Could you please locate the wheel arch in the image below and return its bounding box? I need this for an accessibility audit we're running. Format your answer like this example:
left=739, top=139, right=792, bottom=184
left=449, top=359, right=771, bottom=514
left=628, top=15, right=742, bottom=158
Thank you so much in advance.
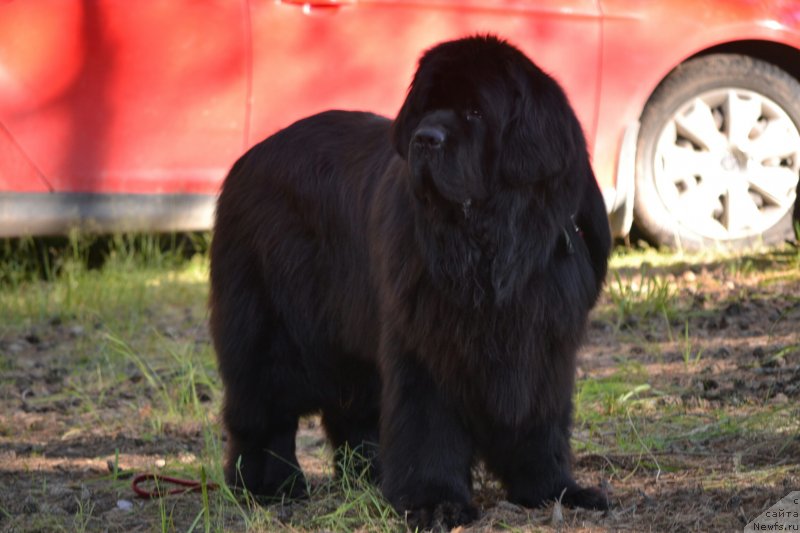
left=690, top=40, right=800, bottom=90
left=614, top=39, right=800, bottom=241
left=638, top=39, right=800, bottom=128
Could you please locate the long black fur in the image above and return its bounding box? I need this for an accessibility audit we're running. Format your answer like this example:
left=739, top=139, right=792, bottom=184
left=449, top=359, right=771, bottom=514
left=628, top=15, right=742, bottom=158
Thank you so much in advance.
left=210, top=35, right=611, bottom=529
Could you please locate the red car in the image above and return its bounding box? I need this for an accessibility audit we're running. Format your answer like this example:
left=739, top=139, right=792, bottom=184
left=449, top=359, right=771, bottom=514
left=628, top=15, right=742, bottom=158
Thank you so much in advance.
left=2, top=0, right=799, bottom=250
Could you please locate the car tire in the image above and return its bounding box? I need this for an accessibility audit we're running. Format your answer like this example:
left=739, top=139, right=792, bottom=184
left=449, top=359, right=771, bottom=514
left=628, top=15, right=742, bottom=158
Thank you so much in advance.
left=634, top=54, right=800, bottom=251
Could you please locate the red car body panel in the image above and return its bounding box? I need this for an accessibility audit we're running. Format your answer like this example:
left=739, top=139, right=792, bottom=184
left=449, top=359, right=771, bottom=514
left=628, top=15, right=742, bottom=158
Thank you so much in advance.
left=248, top=0, right=601, bottom=149
left=1, top=0, right=799, bottom=235
left=0, top=2, right=248, bottom=195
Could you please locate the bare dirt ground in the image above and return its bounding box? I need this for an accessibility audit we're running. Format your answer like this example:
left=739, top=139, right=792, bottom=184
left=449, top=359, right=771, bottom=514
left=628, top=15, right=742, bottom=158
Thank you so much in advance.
left=1, top=247, right=798, bottom=532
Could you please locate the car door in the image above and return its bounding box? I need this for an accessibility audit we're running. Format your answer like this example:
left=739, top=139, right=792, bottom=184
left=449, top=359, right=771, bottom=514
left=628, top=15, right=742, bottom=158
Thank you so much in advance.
left=0, top=1, right=248, bottom=196
left=248, top=0, right=601, bottom=148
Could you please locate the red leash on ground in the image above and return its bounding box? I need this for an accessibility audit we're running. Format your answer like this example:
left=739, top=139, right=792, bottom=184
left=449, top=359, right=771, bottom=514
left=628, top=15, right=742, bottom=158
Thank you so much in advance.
left=132, top=472, right=219, bottom=499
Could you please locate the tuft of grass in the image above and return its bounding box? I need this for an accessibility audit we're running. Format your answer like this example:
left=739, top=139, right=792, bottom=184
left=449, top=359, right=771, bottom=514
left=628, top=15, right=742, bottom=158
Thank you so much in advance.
left=575, top=359, right=652, bottom=419
left=294, top=446, right=400, bottom=533
left=72, top=497, right=95, bottom=533
left=664, top=319, right=705, bottom=368
left=103, top=331, right=218, bottom=430
left=607, top=267, right=679, bottom=327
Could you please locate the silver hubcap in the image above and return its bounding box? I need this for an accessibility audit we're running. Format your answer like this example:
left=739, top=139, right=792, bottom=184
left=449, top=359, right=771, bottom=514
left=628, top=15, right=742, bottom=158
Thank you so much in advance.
left=653, top=88, right=800, bottom=241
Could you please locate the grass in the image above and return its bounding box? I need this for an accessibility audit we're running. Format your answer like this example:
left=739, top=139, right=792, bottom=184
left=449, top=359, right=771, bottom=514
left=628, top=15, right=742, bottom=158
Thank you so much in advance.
left=0, top=233, right=209, bottom=333
left=295, top=448, right=399, bottom=533
left=606, top=267, right=679, bottom=326
left=0, top=232, right=405, bottom=532
left=1, top=236, right=799, bottom=531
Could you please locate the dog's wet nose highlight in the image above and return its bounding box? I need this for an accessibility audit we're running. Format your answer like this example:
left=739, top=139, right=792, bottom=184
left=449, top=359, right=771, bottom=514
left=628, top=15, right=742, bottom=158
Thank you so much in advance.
left=412, top=125, right=446, bottom=148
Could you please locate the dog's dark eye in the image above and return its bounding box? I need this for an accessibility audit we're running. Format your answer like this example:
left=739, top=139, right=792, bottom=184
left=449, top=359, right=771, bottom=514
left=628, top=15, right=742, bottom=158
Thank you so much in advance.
left=465, top=109, right=482, bottom=122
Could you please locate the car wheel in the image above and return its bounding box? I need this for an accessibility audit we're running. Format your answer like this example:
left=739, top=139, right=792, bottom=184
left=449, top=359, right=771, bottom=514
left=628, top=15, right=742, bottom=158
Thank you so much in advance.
left=634, top=54, right=800, bottom=251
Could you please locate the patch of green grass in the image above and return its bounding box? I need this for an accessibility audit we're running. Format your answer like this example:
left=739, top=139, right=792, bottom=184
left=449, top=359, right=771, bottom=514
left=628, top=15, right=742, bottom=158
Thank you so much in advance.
left=288, top=447, right=399, bottom=533
left=575, top=359, right=651, bottom=419
left=135, top=441, right=399, bottom=532
left=575, top=360, right=800, bottom=482
left=608, top=243, right=682, bottom=270
left=0, top=232, right=208, bottom=328
left=575, top=334, right=794, bottom=468
left=102, top=331, right=218, bottom=430
left=606, top=267, right=679, bottom=327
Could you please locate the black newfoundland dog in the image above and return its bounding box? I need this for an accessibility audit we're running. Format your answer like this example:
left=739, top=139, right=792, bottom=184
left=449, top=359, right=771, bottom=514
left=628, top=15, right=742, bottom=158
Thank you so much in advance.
left=210, top=35, right=611, bottom=529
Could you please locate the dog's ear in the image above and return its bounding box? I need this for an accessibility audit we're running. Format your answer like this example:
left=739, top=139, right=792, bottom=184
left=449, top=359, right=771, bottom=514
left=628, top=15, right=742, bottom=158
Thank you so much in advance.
left=391, top=98, right=414, bottom=159
left=391, top=82, right=426, bottom=159
left=392, top=52, right=438, bottom=159
left=500, top=62, right=585, bottom=190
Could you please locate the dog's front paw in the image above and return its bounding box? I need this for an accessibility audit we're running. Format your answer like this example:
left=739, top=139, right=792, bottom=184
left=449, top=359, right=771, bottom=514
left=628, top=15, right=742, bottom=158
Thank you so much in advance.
left=403, top=501, right=478, bottom=531
left=560, top=484, right=609, bottom=511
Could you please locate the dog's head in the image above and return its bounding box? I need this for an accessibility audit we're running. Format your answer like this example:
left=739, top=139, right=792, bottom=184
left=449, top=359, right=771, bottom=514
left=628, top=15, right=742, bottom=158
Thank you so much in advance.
left=392, top=35, right=586, bottom=222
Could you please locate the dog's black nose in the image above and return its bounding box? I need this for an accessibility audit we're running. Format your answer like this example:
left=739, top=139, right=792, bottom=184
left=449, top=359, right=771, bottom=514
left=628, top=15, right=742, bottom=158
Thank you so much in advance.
left=412, top=126, right=446, bottom=148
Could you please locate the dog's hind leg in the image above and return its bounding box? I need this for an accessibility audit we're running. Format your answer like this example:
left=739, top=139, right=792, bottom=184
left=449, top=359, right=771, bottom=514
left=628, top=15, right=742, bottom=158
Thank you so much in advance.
left=211, top=267, right=313, bottom=500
